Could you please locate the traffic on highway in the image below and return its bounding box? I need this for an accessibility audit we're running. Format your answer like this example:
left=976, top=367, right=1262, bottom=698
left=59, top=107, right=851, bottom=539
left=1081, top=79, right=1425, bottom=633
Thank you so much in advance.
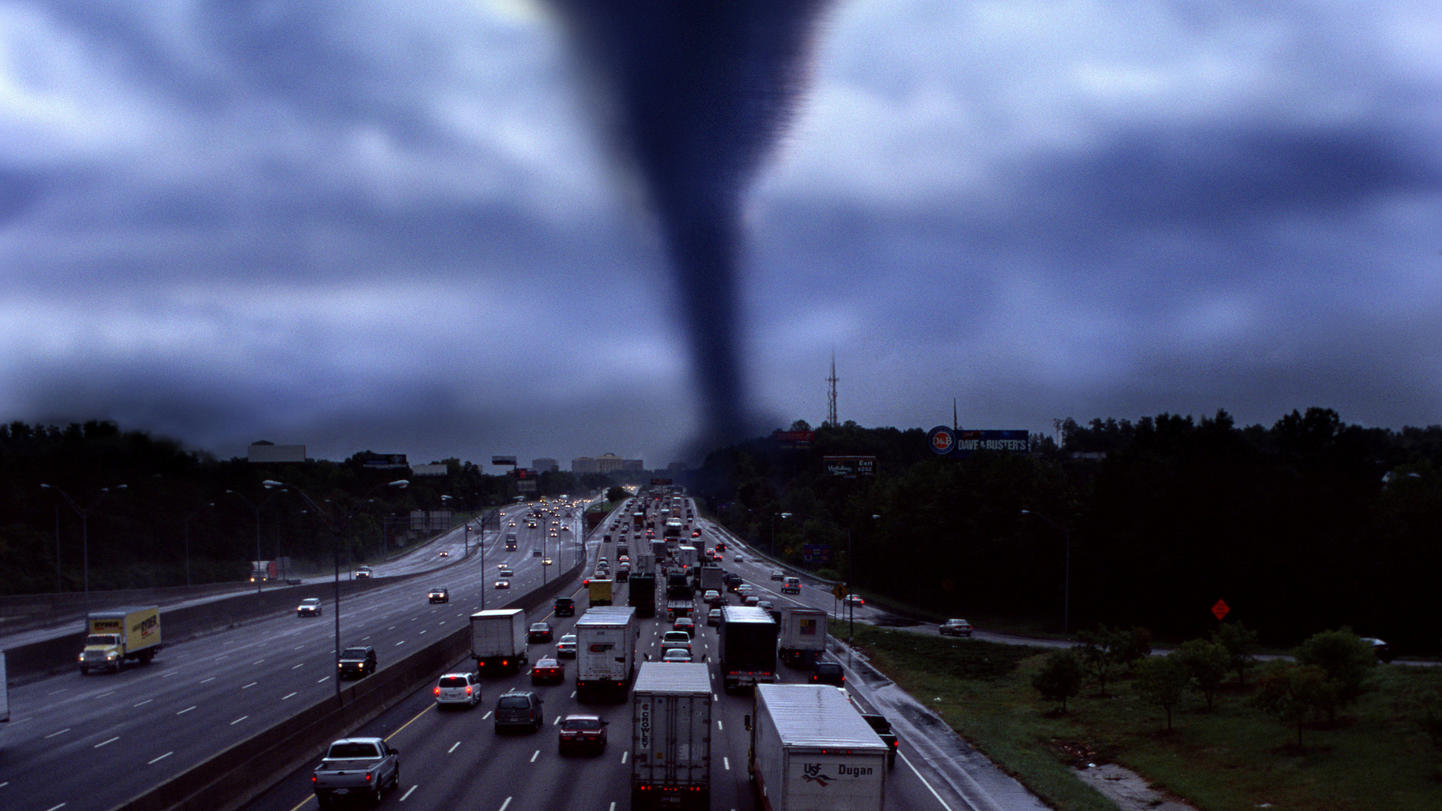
left=0, top=490, right=1042, bottom=810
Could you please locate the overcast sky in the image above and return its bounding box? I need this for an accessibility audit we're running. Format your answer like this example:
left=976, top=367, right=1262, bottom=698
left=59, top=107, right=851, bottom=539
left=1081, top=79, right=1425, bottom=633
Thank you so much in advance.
left=4, top=1, right=1440, bottom=470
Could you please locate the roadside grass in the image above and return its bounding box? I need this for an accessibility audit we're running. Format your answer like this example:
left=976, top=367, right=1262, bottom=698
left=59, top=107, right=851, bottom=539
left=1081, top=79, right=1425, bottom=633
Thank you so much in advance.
left=842, top=622, right=1442, bottom=811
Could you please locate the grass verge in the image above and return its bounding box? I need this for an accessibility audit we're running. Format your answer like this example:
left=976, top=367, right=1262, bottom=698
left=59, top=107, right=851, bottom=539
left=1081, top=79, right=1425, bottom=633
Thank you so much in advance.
left=841, top=622, right=1442, bottom=810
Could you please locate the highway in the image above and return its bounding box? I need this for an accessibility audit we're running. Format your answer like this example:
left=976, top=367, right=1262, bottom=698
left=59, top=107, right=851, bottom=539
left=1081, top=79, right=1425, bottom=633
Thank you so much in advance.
left=241, top=497, right=1044, bottom=811
left=0, top=493, right=1045, bottom=810
left=0, top=501, right=587, bottom=811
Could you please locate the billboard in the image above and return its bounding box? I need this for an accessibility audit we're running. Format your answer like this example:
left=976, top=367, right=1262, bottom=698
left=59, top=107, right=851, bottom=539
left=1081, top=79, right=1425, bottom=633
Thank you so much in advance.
left=928, top=427, right=1030, bottom=457
left=823, top=455, right=875, bottom=477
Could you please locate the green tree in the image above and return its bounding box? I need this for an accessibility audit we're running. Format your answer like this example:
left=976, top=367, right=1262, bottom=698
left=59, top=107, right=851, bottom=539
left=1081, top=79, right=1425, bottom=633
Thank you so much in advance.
left=1213, top=622, right=1259, bottom=687
left=1032, top=649, right=1084, bottom=713
left=1294, top=628, right=1376, bottom=721
left=605, top=485, right=629, bottom=503
left=1135, top=654, right=1191, bottom=731
left=1176, top=638, right=1229, bottom=711
left=1254, top=662, right=1335, bottom=748
left=1076, top=626, right=1144, bottom=696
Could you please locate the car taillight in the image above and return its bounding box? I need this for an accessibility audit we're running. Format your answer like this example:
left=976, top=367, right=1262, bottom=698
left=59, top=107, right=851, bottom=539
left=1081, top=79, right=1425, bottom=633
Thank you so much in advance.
left=466, top=685, right=474, bottom=695
left=434, top=686, right=441, bottom=696
left=364, top=773, right=372, bottom=783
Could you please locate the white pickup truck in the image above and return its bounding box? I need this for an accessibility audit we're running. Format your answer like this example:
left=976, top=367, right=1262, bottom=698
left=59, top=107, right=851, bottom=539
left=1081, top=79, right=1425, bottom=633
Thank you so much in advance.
left=312, top=737, right=401, bottom=807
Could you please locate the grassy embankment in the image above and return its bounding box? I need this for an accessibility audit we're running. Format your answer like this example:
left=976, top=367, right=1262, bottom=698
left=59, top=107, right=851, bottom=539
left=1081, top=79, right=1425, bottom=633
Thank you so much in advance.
left=841, top=622, right=1442, bottom=810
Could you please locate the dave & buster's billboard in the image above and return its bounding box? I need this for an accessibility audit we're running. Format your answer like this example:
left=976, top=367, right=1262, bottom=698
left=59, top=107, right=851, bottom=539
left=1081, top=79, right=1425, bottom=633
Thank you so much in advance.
left=928, top=426, right=1030, bottom=457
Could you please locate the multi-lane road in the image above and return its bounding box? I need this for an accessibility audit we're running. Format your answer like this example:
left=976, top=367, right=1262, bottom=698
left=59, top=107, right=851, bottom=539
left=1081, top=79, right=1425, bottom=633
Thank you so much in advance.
left=0, top=503, right=584, bottom=811
left=1, top=495, right=1045, bottom=810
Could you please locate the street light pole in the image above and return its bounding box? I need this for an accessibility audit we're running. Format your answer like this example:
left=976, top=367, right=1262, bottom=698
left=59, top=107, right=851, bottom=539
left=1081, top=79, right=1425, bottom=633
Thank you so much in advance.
left=181, top=503, right=214, bottom=587
left=1021, top=509, right=1072, bottom=634
left=41, top=483, right=126, bottom=603
left=227, top=487, right=287, bottom=595
left=771, top=512, right=792, bottom=557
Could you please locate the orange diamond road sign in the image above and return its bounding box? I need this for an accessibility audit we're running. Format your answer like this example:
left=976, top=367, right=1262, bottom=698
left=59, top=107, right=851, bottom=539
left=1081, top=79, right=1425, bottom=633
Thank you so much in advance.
left=832, top=583, right=849, bottom=600
left=1211, top=599, right=1230, bottom=621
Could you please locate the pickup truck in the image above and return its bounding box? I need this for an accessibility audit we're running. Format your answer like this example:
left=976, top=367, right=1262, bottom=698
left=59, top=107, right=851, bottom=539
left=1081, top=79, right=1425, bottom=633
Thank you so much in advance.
left=860, top=713, right=900, bottom=769
left=312, top=737, right=401, bottom=807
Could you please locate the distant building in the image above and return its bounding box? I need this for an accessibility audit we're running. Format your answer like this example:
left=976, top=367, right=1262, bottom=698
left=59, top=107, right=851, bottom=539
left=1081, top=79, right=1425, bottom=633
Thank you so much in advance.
left=412, top=463, right=448, bottom=477
left=357, top=452, right=409, bottom=470
left=572, top=453, right=643, bottom=474
left=248, top=442, right=307, bottom=464
left=533, top=458, right=559, bottom=473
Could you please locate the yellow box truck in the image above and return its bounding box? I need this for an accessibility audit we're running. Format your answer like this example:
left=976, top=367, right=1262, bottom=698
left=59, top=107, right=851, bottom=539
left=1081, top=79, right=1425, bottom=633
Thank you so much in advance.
left=79, top=606, right=162, bottom=674
left=588, top=578, right=614, bottom=607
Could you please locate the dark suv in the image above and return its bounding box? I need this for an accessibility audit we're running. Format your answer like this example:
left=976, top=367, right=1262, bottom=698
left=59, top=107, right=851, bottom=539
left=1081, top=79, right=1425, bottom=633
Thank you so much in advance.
left=862, top=713, right=899, bottom=768
left=553, top=597, right=575, bottom=617
left=337, top=646, right=376, bottom=679
left=810, top=659, right=845, bottom=687
left=495, top=689, right=545, bottom=733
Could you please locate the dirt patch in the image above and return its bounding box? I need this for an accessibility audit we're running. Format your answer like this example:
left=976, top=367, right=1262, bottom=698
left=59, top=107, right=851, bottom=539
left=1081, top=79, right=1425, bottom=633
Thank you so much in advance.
left=1073, top=763, right=1198, bottom=811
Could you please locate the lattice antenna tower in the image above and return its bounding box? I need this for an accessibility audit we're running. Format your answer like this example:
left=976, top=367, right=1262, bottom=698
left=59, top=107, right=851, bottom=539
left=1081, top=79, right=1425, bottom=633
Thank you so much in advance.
left=826, top=353, right=839, bottom=427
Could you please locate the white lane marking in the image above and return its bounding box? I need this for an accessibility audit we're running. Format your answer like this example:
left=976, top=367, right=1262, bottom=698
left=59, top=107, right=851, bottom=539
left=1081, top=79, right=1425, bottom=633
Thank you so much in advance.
left=716, top=720, right=723, bottom=732
left=44, top=804, right=66, bottom=810
left=499, top=798, right=512, bottom=811
left=292, top=663, right=305, bottom=670
left=47, top=688, right=68, bottom=695
left=317, top=676, right=330, bottom=684
left=230, top=715, right=248, bottom=726
left=252, top=659, right=265, bottom=665
left=94, top=736, right=119, bottom=748
left=177, top=706, right=196, bottom=715
left=44, top=728, right=71, bottom=739
left=295, top=644, right=306, bottom=651
left=419, top=630, right=427, bottom=636
left=570, top=691, right=577, bottom=699
left=282, top=691, right=298, bottom=700
left=897, top=749, right=956, bottom=811
left=530, top=750, right=540, bottom=763
left=148, top=751, right=172, bottom=765
left=161, top=671, right=179, bottom=679
left=395, top=641, right=405, bottom=647
left=400, top=785, right=417, bottom=801
left=134, top=699, right=152, bottom=707
left=483, top=711, right=492, bottom=719
left=448, top=741, right=461, bottom=753
left=387, top=625, right=396, bottom=631
left=621, top=751, right=628, bottom=765
left=95, top=690, right=115, bottom=698
left=724, top=756, right=730, bottom=771
left=200, top=676, right=216, bottom=684
left=242, top=681, right=258, bottom=689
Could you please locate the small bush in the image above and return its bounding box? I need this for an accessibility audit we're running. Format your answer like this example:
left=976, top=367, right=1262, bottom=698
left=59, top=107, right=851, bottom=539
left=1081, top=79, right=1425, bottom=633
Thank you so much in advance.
left=1032, top=649, right=1084, bottom=713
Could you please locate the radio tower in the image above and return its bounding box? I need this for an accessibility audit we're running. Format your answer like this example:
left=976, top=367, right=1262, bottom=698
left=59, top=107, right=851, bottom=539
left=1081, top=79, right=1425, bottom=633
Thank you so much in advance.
left=826, top=354, right=839, bottom=427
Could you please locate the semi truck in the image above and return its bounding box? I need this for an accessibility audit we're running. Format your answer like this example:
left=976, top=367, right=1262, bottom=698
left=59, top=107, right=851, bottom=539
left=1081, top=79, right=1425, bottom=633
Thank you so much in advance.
left=505, top=530, right=518, bottom=551
left=746, top=684, right=889, bottom=811
left=628, top=571, right=657, bottom=618
left=778, top=606, right=828, bottom=669
left=575, top=606, right=637, bottom=702
left=469, top=609, right=528, bottom=674
left=79, top=606, right=162, bottom=673
left=249, top=559, right=278, bottom=583
left=631, top=662, right=711, bottom=810
left=718, top=605, right=777, bottom=692
left=588, top=577, right=614, bottom=607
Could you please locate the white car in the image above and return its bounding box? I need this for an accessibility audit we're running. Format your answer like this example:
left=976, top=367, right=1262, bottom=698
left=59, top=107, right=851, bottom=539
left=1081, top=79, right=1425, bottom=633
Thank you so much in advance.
left=435, top=672, right=482, bottom=708
left=296, top=597, right=322, bottom=617
left=555, top=634, right=578, bottom=658
left=660, top=631, right=692, bottom=656
left=662, top=648, right=693, bottom=663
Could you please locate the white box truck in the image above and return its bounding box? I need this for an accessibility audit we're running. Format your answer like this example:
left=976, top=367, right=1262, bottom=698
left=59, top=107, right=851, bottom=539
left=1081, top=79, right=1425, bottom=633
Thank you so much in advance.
left=778, top=606, right=828, bottom=669
left=575, top=606, right=637, bottom=702
left=631, top=662, right=711, bottom=809
left=746, top=684, right=889, bottom=811
left=469, top=609, right=528, bottom=674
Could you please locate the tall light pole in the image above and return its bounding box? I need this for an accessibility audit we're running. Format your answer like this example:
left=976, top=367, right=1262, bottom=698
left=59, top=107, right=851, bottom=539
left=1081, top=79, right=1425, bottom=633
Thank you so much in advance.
left=227, top=487, right=286, bottom=595
left=265, top=478, right=407, bottom=702
left=41, top=483, right=126, bottom=602
left=181, top=503, right=214, bottom=587
left=1021, top=509, right=1072, bottom=634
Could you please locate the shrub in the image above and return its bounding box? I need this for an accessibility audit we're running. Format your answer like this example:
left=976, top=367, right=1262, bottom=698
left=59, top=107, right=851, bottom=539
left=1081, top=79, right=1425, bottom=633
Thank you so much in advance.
left=1295, top=628, right=1376, bottom=720
left=1254, top=661, right=1336, bottom=748
left=1176, top=638, right=1229, bottom=711
left=1213, top=621, right=1259, bottom=687
left=1032, top=649, right=1084, bottom=713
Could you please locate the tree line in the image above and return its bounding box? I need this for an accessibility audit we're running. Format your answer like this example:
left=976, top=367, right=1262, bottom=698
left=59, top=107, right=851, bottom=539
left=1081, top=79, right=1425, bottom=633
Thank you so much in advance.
left=684, top=408, right=1442, bottom=653
left=0, top=421, right=618, bottom=594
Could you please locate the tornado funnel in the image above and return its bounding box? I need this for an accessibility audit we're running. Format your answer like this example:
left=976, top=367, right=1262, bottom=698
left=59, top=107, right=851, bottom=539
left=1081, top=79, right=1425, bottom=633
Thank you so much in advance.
left=546, top=0, right=831, bottom=446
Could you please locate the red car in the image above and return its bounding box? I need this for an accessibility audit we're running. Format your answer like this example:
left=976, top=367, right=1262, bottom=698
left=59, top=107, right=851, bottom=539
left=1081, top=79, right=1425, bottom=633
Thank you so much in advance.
left=558, top=714, right=608, bottom=755
left=531, top=657, right=564, bottom=685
